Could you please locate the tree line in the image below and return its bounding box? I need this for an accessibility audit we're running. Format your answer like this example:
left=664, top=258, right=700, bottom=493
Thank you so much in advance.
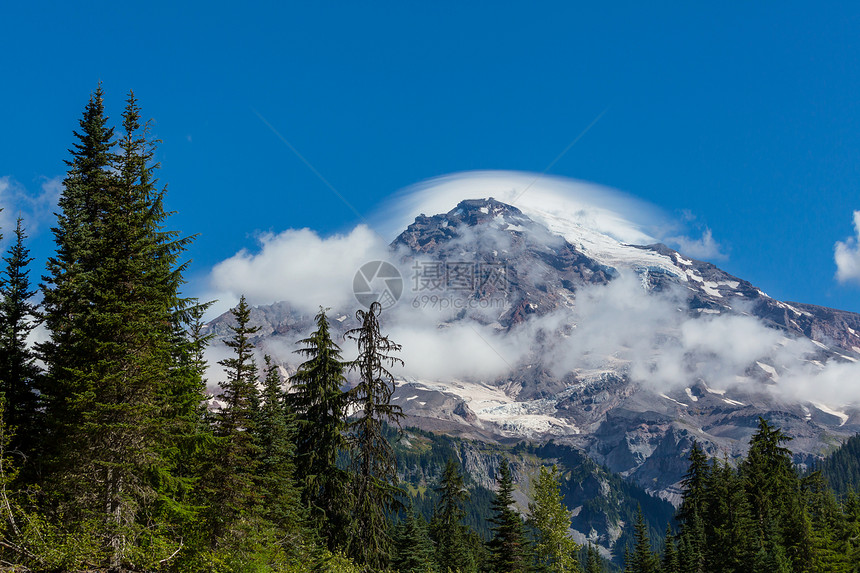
left=0, top=86, right=587, bottom=572
left=0, top=87, right=858, bottom=572
left=621, top=419, right=860, bottom=573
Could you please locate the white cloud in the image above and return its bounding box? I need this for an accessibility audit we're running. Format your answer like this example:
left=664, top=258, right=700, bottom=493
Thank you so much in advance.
left=208, top=225, right=390, bottom=316
left=373, top=170, right=669, bottom=245
left=665, top=228, right=726, bottom=260
left=202, top=171, right=860, bottom=408
left=0, top=175, right=62, bottom=235
left=835, top=210, right=860, bottom=285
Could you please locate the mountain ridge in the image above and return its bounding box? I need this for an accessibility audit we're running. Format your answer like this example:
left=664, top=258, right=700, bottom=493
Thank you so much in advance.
left=204, top=196, right=860, bottom=502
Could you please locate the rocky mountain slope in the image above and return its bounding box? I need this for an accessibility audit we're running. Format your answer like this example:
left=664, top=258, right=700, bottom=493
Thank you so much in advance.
left=205, top=197, right=860, bottom=502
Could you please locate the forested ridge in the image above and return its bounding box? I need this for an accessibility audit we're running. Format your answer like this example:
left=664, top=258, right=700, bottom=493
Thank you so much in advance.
left=0, top=88, right=858, bottom=572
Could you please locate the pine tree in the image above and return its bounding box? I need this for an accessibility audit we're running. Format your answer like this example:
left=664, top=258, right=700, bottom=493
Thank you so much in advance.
left=256, top=355, right=305, bottom=553
left=629, top=505, right=659, bottom=573
left=584, top=544, right=603, bottom=573
left=206, top=295, right=262, bottom=543
left=676, top=441, right=708, bottom=573
left=701, top=458, right=755, bottom=572
left=528, top=464, right=581, bottom=573
left=488, top=458, right=528, bottom=573
left=742, top=417, right=812, bottom=571
left=391, top=504, right=436, bottom=573
left=344, top=301, right=405, bottom=570
left=431, top=458, right=474, bottom=573
left=289, top=306, right=352, bottom=548
left=0, top=217, right=41, bottom=454
left=622, top=545, right=633, bottom=573
left=40, top=84, right=116, bottom=453
left=40, top=87, right=196, bottom=568
left=661, top=524, right=679, bottom=573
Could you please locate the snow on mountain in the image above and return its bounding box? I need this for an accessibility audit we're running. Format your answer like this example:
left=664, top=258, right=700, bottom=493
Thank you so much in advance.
left=205, top=195, right=860, bottom=501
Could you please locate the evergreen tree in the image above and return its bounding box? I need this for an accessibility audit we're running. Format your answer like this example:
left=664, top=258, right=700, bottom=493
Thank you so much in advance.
left=488, top=458, right=528, bottom=573
left=344, top=301, right=405, bottom=570
left=391, top=504, right=435, bottom=573
left=289, top=306, right=351, bottom=548
left=751, top=517, right=793, bottom=573
left=622, top=545, right=633, bottom=573
left=431, top=458, right=474, bottom=573
left=40, top=87, right=195, bottom=568
left=676, top=441, right=708, bottom=573
left=40, top=84, right=116, bottom=454
left=256, top=355, right=305, bottom=553
left=661, top=524, right=679, bottom=573
left=0, top=217, right=41, bottom=453
left=803, top=471, right=849, bottom=572
left=741, top=417, right=812, bottom=572
left=527, top=464, right=581, bottom=573
left=818, top=433, right=860, bottom=497
left=629, top=505, right=659, bottom=573
left=584, top=544, right=603, bottom=573
left=206, top=295, right=262, bottom=543
left=701, top=457, right=756, bottom=572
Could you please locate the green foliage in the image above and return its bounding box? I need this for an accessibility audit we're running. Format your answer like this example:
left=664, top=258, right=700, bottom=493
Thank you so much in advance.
left=584, top=544, right=605, bottom=573
left=528, top=465, right=581, bottom=573
left=206, top=295, right=263, bottom=542
left=289, top=307, right=352, bottom=548
left=392, top=504, right=436, bottom=573
left=431, top=458, right=475, bottom=572
left=39, top=87, right=200, bottom=569
left=818, top=433, right=860, bottom=498
left=256, top=356, right=307, bottom=556
left=344, top=301, right=405, bottom=569
left=0, top=216, right=41, bottom=454
left=649, top=417, right=860, bottom=573
left=627, top=506, right=659, bottom=573
left=488, top=458, right=528, bottom=573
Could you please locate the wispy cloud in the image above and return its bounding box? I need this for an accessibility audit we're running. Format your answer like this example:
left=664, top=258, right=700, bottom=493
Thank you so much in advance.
left=0, top=175, right=62, bottom=235
left=835, top=210, right=860, bottom=285
left=203, top=171, right=860, bottom=408
left=207, top=225, right=390, bottom=319
left=373, top=170, right=669, bottom=245
left=665, top=228, right=726, bottom=260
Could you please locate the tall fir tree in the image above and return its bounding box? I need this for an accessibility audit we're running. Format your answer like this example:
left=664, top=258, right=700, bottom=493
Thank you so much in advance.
left=255, top=355, right=305, bottom=554
left=206, top=295, right=262, bottom=544
left=628, top=506, right=659, bottom=573
left=39, top=87, right=197, bottom=569
left=584, top=544, right=604, bottom=573
left=676, top=441, right=708, bottom=573
left=702, top=457, right=756, bottom=572
left=344, top=301, right=405, bottom=570
left=488, top=458, right=528, bottom=573
left=660, top=524, right=679, bottom=573
left=391, top=504, right=436, bottom=573
left=527, top=464, right=581, bottom=573
left=741, top=417, right=814, bottom=572
left=0, top=217, right=41, bottom=454
left=40, top=84, right=116, bottom=451
left=288, top=306, right=352, bottom=548
left=431, top=458, right=475, bottom=573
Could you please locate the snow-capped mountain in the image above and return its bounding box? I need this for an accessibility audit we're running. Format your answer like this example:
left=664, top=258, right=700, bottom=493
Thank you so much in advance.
left=205, top=197, right=860, bottom=501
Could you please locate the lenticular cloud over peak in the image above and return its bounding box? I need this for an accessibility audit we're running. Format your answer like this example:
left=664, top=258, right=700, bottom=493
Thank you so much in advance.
left=374, top=170, right=670, bottom=246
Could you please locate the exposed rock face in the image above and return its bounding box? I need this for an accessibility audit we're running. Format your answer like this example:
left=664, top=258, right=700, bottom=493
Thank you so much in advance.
left=206, top=197, right=860, bottom=501
left=392, top=198, right=614, bottom=327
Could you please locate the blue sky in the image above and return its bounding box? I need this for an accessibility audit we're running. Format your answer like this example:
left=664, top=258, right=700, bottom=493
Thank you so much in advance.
left=2, top=2, right=860, bottom=312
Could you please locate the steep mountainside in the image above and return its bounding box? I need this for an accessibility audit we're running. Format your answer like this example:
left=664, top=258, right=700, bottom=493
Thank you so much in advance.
left=205, top=197, right=860, bottom=501
left=392, top=426, right=675, bottom=564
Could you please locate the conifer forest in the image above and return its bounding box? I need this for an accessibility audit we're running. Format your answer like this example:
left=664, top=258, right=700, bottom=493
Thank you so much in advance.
left=1, top=88, right=859, bottom=572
